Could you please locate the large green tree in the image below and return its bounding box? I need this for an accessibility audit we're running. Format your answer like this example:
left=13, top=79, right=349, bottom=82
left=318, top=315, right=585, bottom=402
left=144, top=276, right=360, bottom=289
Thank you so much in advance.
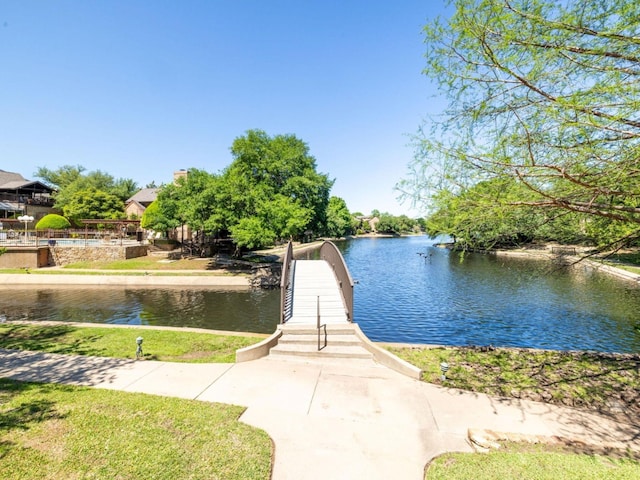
left=153, top=130, right=333, bottom=252
left=36, top=165, right=138, bottom=216
left=401, top=0, right=640, bottom=249
left=62, top=188, right=125, bottom=222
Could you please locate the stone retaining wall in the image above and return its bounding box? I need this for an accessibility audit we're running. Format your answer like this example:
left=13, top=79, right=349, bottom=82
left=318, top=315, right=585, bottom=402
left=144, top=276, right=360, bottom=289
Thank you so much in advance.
left=48, top=245, right=148, bottom=266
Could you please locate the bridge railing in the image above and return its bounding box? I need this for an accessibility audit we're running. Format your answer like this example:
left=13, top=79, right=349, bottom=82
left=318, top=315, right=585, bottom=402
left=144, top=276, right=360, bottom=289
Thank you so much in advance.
left=280, top=241, right=294, bottom=323
left=320, top=241, right=354, bottom=322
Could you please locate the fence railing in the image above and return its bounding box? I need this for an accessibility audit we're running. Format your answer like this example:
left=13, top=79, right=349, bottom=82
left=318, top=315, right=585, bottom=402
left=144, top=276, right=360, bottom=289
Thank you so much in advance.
left=280, top=241, right=294, bottom=323
left=0, top=228, right=144, bottom=247
left=320, top=241, right=354, bottom=322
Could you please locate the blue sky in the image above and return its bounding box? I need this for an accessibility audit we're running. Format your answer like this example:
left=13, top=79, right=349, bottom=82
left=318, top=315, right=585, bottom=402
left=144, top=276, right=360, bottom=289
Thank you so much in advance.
left=1, top=1, right=449, bottom=216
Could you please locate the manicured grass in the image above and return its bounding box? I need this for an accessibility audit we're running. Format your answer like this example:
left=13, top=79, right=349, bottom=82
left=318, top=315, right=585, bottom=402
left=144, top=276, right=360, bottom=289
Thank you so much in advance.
left=0, top=324, right=264, bottom=363
left=0, top=378, right=272, bottom=480
left=63, top=257, right=217, bottom=270
left=426, top=443, right=640, bottom=480
left=388, top=345, right=640, bottom=422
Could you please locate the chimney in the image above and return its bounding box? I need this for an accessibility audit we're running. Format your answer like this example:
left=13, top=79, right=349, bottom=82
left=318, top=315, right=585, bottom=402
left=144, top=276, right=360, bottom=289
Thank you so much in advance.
left=173, top=169, right=188, bottom=184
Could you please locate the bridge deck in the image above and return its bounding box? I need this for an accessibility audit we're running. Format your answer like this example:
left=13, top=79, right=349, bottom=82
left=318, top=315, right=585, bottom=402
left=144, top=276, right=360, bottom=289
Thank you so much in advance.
left=287, top=260, right=348, bottom=325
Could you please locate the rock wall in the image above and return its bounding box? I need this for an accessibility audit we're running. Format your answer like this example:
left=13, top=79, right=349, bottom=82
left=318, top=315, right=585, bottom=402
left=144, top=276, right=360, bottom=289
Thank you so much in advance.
left=47, top=245, right=148, bottom=266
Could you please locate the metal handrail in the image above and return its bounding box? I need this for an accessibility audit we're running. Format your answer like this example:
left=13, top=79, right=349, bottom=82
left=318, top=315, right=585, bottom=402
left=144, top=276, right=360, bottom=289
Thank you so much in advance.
left=320, top=241, right=354, bottom=322
left=317, top=295, right=327, bottom=351
left=280, top=241, right=294, bottom=323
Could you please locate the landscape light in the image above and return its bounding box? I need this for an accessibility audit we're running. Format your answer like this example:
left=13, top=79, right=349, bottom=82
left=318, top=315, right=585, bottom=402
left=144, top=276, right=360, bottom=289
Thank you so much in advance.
left=440, top=362, right=450, bottom=381
left=17, top=215, right=34, bottom=243
left=136, top=336, right=144, bottom=359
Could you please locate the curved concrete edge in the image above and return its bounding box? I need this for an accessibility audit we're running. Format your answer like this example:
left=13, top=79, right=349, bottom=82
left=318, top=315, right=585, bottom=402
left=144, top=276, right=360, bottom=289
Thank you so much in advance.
left=352, top=323, right=423, bottom=380
left=236, top=328, right=283, bottom=362
left=467, top=428, right=637, bottom=456
left=583, top=259, right=640, bottom=283
left=0, top=273, right=251, bottom=287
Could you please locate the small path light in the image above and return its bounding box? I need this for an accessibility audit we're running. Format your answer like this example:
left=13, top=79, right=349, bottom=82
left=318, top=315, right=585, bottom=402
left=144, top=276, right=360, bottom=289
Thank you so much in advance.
left=136, top=336, right=144, bottom=359
left=440, top=362, right=450, bottom=381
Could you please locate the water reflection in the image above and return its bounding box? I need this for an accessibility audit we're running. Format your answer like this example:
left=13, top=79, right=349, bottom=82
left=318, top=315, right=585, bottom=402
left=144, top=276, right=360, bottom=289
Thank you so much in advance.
left=1, top=237, right=639, bottom=353
left=333, top=237, right=640, bottom=353
left=0, top=285, right=280, bottom=334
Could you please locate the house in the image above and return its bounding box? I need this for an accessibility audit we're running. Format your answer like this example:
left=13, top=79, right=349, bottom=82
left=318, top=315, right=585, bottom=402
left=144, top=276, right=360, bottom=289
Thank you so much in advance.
left=124, top=188, right=159, bottom=219
left=0, top=169, right=56, bottom=220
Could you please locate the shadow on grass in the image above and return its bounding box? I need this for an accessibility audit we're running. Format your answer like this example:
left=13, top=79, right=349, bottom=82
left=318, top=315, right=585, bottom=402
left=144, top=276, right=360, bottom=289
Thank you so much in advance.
left=0, top=324, right=107, bottom=357
left=0, top=379, right=71, bottom=459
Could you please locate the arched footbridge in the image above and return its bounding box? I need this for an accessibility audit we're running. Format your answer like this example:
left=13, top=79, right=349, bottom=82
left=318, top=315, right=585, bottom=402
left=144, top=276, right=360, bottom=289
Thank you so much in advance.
left=236, top=241, right=422, bottom=379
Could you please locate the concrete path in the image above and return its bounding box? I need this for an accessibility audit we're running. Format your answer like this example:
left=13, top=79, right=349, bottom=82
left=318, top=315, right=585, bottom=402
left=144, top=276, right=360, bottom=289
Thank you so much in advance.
left=1, top=348, right=638, bottom=479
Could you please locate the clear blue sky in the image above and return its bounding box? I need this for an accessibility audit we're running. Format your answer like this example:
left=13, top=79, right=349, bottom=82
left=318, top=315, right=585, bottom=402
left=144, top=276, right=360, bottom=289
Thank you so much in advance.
left=1, top=1, right=449, bottom=217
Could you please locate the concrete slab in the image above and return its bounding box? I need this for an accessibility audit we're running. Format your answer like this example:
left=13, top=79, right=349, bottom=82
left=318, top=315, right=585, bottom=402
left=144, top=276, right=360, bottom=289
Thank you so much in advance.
left=1, top=348, right=638, bottom=480
left=121, top=362, right=234, bottom=399
left=196, top=358, right=322, bottom=415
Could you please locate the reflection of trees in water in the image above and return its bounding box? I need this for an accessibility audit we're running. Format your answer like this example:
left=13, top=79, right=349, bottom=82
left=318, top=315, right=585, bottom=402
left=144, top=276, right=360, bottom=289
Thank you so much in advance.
left=0, top=286, right=280, bottom=334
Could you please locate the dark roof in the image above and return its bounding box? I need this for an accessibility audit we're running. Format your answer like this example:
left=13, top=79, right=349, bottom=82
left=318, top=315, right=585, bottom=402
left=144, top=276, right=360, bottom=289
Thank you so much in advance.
left=126, top=188, right=159, bottom=205
left=0, top=169, right=27, bottom=186
left=0, top=169, right=55, bottom=194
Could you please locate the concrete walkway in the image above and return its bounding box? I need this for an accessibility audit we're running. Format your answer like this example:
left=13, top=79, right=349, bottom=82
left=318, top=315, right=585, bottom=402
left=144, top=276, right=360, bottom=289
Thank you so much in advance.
left=1, top=348, right=638, bottom=479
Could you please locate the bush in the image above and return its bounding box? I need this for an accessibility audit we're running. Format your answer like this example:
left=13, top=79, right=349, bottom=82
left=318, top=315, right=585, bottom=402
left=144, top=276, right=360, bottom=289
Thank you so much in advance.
left=35, top=214, right=71, bottom=230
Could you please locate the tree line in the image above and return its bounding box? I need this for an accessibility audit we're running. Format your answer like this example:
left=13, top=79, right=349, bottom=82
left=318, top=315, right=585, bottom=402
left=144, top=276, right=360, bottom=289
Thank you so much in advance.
left=34, top=129, right=423, bottom=252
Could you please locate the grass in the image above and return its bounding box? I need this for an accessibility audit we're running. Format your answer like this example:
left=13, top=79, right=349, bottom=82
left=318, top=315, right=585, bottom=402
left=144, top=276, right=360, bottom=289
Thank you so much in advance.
left=388, top=345, right=640, bottom=423
left=426, top=442, right=640, bottom=479
left=63, top=257, right=217, bottom=270
left=0, top=378, right=272, bottom=480
left=598, top=251, right=640, bottom=275
left=0, top=324, right=265, bottom=363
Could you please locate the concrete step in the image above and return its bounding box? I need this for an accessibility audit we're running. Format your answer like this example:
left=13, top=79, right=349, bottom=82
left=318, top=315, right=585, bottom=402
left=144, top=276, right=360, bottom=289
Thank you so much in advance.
left=278, top=334, right=362, bottom=347
left=269, top=343, right=373, bottom=360
left=280, top=323, right=355, bottom=335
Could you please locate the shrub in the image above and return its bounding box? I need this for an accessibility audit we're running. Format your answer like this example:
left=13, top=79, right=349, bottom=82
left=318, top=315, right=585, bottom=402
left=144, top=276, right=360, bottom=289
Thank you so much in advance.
left=35, top=214, right=71, bottom=230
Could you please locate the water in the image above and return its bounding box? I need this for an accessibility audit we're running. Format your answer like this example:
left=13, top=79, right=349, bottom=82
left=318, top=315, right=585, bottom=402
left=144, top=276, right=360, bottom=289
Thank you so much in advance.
left=0, top=286, right=280, bottom=334
left=334, top=236, right=640, bottom=353
left=1, top=236, right=639, bottom=353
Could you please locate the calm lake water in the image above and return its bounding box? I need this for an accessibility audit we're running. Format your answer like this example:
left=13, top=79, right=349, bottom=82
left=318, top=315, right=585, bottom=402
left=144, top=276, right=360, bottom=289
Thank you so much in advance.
left=334, top=236, right=640, bottom=353
left=1, top=236, right=639, bottom=353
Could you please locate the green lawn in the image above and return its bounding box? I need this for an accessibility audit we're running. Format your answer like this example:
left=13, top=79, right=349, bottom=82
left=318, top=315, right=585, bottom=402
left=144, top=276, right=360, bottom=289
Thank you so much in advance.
left=0, top=379, right=272, bottom=480
left=0, top=324, right=264, bottom=363
left=388, top=345, right=639, bottom=421
left=426, top=443, right=640, bottom=480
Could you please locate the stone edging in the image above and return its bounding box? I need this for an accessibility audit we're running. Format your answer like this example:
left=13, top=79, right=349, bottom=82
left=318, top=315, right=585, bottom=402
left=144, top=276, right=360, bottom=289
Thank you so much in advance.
left=467, top=428, right=636, bottom=457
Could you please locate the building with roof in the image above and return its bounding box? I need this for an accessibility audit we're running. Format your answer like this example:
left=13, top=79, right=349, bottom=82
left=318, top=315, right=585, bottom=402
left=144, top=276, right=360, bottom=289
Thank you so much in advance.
left=0, top=169, right=56, bottom=220
left=124, top=187, right=159, bottom=219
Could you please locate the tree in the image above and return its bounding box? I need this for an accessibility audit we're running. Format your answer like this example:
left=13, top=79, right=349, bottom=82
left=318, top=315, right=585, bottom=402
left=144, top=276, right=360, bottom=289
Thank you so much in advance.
left=62, top=188, right=125, bottom=222
left=140, top=200, right=171, bottom=232
left=35, top=214, right=71, bottom=230
left=325, top=196, right=352, bottom=238
left=401, top=0, right=640, bottom=249
left=35, top=165, right=138, bottom=214
left=220, top=129, right=333, bottom=249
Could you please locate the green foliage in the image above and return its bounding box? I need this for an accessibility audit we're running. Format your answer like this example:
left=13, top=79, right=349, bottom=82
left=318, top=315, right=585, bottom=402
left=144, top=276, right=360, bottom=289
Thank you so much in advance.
left=325, top=196, right=352, bottom=237
left=62, top=187, right=125, bottom=222
left=155, top=129, right=333, bottom=251
left=140, top=200, right=170, bottom=231
left=36, top=165, right=137, bottom=215
left=34, top=214, right=71, bottom=230
left=402, top=0, right=640, bottom=250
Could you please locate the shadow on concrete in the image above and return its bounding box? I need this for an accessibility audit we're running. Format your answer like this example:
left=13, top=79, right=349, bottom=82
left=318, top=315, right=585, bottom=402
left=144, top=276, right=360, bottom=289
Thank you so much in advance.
left=0, top=348, right=134, bottom=387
